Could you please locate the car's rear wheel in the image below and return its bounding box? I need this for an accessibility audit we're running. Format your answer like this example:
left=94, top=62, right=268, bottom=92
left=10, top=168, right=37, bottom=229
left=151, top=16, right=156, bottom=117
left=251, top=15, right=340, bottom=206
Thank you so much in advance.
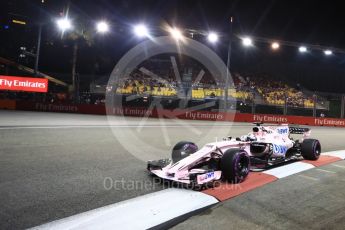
left=301, top=139, right=321, bottom=160
left=172, top=141, right=198, bottom=163
left=221, top=149, right=250, bottom=183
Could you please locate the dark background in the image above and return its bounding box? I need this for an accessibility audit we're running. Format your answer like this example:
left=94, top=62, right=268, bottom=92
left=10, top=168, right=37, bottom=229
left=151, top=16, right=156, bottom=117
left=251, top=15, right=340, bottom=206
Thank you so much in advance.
left=1, top=0, right=345, bottom=93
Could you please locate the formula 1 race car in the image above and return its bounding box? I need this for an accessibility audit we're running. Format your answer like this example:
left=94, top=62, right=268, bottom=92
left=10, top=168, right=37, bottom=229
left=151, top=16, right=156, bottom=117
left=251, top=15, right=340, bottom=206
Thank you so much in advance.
left=147, top=123, right=321, bottom=187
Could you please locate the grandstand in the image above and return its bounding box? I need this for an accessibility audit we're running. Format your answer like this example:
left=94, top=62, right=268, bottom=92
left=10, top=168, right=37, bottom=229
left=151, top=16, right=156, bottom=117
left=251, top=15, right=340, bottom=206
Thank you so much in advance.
left=0, top=53, right=330, bottom=115
left=110, top=54, right=324, bottom=110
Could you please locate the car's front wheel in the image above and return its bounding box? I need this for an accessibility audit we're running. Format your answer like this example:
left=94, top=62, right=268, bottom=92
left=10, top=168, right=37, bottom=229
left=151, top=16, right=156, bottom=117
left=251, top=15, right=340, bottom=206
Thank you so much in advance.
left=220, top=149, right=250, bottom=183
left=171, top=141, right=198, bottom=163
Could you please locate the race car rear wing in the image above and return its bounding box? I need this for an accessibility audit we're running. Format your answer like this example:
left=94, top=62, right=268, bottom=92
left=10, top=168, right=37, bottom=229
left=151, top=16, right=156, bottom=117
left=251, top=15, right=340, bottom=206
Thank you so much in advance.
left=289, top=127, right=310, bottom=134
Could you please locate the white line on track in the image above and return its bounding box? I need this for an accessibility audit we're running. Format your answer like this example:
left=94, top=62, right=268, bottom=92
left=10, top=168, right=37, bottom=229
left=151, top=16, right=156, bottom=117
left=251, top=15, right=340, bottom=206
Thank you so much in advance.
left=298, top=174, right=319, bottom=181
left=315, top=168, right=337, bottom=174
left=331, top=164, right=345, bottom=169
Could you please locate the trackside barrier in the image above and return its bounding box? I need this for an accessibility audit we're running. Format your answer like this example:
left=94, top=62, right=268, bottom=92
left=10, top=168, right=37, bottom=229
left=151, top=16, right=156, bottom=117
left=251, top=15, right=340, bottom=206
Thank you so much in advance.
left=3, top=100, right=345, bottom=127
left=0, top=99, right=16, bottom=109
left=15, top=101, right=105, bottom=115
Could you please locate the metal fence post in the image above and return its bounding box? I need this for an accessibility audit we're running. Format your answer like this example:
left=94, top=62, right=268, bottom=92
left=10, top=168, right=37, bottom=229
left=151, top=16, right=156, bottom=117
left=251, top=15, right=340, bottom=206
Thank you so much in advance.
left=341, top=94, right=345, bottom=119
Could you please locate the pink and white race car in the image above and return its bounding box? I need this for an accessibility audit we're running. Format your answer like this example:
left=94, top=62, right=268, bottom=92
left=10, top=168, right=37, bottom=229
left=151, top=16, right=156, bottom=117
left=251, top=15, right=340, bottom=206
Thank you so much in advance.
left=147, top=123, right=321, bottom=188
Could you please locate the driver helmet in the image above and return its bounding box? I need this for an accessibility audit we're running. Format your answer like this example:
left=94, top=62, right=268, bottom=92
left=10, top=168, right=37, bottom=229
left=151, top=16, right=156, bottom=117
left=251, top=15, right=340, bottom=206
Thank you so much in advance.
left=240, top=133, right=257, bottom=142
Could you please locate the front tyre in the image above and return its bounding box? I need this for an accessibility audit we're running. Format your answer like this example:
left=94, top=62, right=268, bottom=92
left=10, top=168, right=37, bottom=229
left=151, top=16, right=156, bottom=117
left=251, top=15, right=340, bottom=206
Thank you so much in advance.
left=221, top=149, right=250, bottom=183
left=301, top=139, right=321, bottom=160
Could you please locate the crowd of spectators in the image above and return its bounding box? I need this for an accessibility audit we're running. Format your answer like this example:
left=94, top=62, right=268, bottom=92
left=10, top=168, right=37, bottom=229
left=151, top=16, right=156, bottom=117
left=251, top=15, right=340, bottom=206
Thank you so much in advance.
left=0, top=55, right=319, bottom=109
left=115, top=59, right=252, bottom=101
left=234, top=73, right=315, bottom=108
left=116, top=70, right=177, bottom=97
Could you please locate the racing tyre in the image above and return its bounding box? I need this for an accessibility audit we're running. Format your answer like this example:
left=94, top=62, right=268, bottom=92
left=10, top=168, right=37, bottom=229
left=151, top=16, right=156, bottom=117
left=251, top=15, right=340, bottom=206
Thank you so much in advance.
left=221, top=149, right=250, bottom=183
left=172, top=141, right=198, bottom=163
left=301, top=139, right=321, bottom=160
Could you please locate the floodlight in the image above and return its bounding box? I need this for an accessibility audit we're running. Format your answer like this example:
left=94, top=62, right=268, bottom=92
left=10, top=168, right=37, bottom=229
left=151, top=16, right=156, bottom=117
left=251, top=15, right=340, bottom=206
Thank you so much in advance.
left=242, top=37, right=253, bottom=46
left=207, top=32, right=218, bottom=43
left=324, top=50, right=332, bottom=56
left=299, top=46, right=307, bottom=53
left=271, top=42, right=280, bottom=50
left=170, top=28, right=183, bottom=40
left=56, top=18, right=72, bottom=31
left=133, top=24, right=149, bottom=37
left=96, top=21, right=109, bottom=33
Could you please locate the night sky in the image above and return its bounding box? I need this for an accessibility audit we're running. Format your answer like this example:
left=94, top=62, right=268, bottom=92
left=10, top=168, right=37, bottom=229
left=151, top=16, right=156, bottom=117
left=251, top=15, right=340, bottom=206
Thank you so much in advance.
left=1, top=0, right=345, bottom=92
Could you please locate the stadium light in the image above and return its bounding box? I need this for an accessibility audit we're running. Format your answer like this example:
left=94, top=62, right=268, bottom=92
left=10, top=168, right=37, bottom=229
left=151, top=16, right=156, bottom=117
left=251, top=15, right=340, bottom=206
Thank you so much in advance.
left=96, top=21, right=109, bottom=33
left=12, top=19, right=26, bottom=25
left=271, top=42, right=280, bottom=50
left=56, top=17, right=72, bottom=31
left=324, top=50, right=332, bottom=56
left=133, top=24, right=149, bottom=37
left=169, top=27, right=183, bottom=40
left=299, top=46, right=307, bottom=53
left=207, top=32, right=218, bottom=43
left=242, top=37, right=253, bottom=47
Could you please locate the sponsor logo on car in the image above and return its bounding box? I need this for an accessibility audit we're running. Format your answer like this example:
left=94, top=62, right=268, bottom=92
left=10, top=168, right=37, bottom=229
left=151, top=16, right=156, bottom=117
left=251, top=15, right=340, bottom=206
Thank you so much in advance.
left=197, top=171, right=215, bottom=184
left=277, top=128, right=288, bottom=134
left=272, top=144, right=287, bottom=154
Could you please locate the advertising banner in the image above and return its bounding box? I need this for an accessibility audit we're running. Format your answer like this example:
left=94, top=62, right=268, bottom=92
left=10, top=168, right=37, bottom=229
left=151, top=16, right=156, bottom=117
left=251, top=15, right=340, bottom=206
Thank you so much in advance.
left=0, top=75, right=48, bottom=93
left=9, top=100, right=345, bottom=128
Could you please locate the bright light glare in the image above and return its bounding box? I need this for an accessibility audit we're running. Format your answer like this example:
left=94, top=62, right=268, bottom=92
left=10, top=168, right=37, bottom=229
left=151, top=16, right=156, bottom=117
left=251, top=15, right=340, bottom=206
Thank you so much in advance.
left=299, top=46, right=307, bottom=53
left=242, top=37, right=253, bottom=46
left=271, top=42, right=280, bottom=50
left=96, top=21, right=109, bottom=33
left=324, top=50, right=332, bottom=55
left=56, top=18, right=72, bottom=31
left=169, top=28, right=183, bottom=40
left=207, top=32, right=218, bottom=43
left=134, top=24, right=149, bottom=37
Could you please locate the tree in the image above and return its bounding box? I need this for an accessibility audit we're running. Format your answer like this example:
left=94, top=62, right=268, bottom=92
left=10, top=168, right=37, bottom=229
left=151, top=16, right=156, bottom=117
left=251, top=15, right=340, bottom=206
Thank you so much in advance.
left=62, top=20, right=94, bottom=102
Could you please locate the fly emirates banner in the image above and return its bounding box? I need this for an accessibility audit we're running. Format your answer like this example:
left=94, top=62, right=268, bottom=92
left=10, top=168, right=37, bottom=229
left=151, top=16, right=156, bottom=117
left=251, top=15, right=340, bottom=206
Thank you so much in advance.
left=0, top=75, right=48, bottom=93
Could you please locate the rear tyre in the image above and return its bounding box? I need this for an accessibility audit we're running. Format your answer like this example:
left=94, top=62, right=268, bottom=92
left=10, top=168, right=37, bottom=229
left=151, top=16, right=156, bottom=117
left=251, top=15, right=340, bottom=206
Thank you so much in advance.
left=171, top=141, right=198, bottom=163
left=301, top=139, right=321, bottom=160
left=221, top=149, right=250, bottom=183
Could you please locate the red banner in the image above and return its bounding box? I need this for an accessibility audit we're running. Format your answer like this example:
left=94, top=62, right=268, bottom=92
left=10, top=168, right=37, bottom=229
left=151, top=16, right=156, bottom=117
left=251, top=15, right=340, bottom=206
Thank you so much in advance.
left=8, top=101, right=345, bottom=128
left=15, top=101, right=106, bottom=115
left=0, top=75, right=48, bottom=93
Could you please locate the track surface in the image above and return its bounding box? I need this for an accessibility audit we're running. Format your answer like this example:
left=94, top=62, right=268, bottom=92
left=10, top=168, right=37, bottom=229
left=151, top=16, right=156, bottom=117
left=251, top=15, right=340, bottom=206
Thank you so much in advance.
left=0, top=110, right=345, bottom=229
left=173, top=161, right=345, bottom=230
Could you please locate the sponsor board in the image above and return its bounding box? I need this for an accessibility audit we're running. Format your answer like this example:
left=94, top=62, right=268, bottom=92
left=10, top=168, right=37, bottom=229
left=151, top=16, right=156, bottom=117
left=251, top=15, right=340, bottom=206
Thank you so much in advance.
left=15, top=101, right=105, bottom=115
left=6, top=101, right=345, bottom=128
left=314, top=118, right=345, bottom=126
left=185, top=111, right=224, bottom=120
left=0, top=75, right=48, bottom=93
left=0, top=99, right=16, bottom=109
left=35, top=103, right=79, bottom=112
left=253, top=114, right=288, bottom=123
